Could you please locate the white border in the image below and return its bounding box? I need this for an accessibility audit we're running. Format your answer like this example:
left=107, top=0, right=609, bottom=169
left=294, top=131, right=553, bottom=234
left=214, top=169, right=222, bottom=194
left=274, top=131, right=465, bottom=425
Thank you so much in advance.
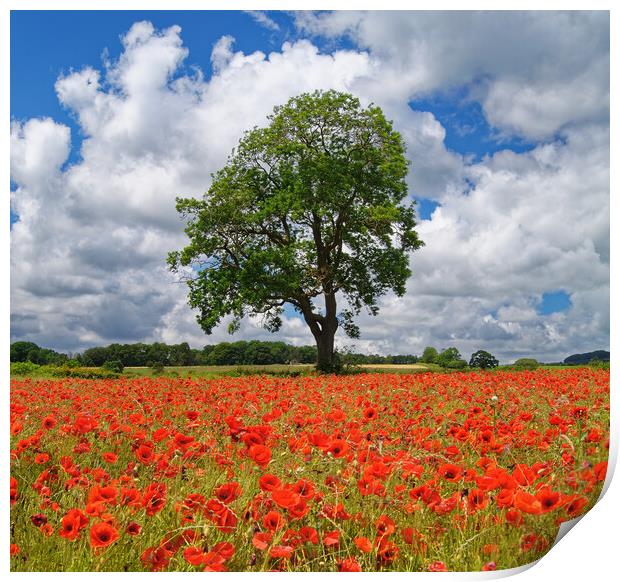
left=3, top=1, right=616, bottom=580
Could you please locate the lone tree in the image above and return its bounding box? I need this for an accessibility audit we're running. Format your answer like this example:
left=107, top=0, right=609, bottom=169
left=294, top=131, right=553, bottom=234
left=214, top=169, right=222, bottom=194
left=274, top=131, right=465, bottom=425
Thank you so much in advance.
left=168, top=90, right=423, bottom=371
left=469, top=350, right=499, bottom=369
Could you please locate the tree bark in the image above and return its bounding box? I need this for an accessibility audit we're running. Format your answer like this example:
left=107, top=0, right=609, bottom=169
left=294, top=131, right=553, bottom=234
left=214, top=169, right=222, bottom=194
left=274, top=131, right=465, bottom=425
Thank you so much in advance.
left=315, top=324, right=337, bottom=371
left=314, top=293, right=338, bottom=372
left=298, top=291, right=339, bottom=372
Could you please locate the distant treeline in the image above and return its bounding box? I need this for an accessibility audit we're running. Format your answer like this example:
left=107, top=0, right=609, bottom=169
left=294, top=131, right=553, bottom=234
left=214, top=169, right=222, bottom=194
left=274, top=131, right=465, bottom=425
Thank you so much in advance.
left=563, top=350, right=610, bottom=365
left=10, top=340, right=609, bottom=370
left=10, top=340, right=419, bottom=368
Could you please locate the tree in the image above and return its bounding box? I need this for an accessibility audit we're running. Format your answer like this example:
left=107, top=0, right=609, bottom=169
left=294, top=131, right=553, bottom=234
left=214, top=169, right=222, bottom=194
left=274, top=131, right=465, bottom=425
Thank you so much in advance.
left=512, top=358, right=539, bottom=370
left=10, top=341, right=41, bottom=362
left=420, top=346, right=439, bottom=364
left=469, top=350, right=499, bottom=369
left=169, top=90, right=423, bottom=371
left=102, top=360, right=124, bottom=373
left=435, top=347, right=467, bottom=369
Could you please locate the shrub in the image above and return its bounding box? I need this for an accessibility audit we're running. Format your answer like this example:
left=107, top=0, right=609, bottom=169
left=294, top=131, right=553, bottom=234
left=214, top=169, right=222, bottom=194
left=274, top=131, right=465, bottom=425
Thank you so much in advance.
left=589, top=358, right=610, bottom=370
left=102, top=360, right=124, bottom=373
left=445, top=358, right=468, bottom=369
left=10, top=361, right=41, bottom=376
left=512, top=358, right=539, bottom=370
left=150, top=362, right=165, bottom=375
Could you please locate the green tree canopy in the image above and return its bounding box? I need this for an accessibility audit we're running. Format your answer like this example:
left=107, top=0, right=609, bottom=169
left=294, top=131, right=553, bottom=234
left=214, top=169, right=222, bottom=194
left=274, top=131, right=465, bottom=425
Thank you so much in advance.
left=436, top=347, right=467, bottom=369
left=469, top=350, right=499, bottom=369
left=420, top=346, right=439, bottom=364
left=169, top=90, right=423, bottom=371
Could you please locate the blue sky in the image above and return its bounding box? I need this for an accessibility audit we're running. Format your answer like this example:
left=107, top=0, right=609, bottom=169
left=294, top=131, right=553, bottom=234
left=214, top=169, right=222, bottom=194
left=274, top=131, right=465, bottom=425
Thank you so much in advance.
left=11, top=11, right=289, bottom=167
left=12, top=11, right=534, bottom=221
left=10, top=11, right=609, bottom=360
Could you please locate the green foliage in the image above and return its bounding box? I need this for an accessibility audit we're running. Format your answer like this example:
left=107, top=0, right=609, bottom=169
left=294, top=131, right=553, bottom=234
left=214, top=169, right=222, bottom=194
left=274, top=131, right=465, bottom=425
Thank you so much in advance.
left=169, top=90, right=423, bottom=369
left=469, top=350, right=500, bottom=369
left=445, top=358, right=468, bottom=369
left=10, top=361, right=41, bottom=375
left=435, top=347, right=466, bottom=369
left=150, top=362, right=165, bottom=375
left=10, top=341, right=67, bottom=365
left=102, top=360, right=124, bottom=373
left=11, top=339, right=423, bottom=372
left=512, top=358, right=539, bottom=370
left=589, top=358, right=610, bottom=370
left=47, top=366, right=120, bottom=379
left=420, top=346, right=439, bottom=363
left=564, top=350, right=609, bottom=365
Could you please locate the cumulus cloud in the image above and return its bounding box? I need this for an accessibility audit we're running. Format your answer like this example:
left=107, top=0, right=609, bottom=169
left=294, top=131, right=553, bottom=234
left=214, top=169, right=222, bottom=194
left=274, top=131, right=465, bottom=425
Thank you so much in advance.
left=296, top=11, right=609, bottom=140
left=10, top=14, right=609, bottom=363
left=244, top=10, right=280, bottom=32
left=347, top=125, right=609, bottom=361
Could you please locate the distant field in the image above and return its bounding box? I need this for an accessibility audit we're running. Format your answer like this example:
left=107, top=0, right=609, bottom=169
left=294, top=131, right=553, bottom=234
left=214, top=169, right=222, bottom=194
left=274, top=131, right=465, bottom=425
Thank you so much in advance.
left=123, top=362, right=434, bottom=378
left=11, top=362, right=591, bottom=381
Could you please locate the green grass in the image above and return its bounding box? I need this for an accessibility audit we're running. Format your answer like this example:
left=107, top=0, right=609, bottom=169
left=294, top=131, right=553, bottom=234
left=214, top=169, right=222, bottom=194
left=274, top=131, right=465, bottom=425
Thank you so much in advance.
left=11, top=361, right=595, bottom=381
left=122, top=363, right=436, bottom=379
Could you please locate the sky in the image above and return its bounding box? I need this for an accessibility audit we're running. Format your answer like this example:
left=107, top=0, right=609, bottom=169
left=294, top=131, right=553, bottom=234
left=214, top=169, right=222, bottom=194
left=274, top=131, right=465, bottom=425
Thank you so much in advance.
left=10, top=10, right=610, bottom=363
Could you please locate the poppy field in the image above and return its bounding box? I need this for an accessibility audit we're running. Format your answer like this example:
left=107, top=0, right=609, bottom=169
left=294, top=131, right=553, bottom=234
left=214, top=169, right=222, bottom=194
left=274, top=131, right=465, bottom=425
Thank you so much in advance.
left=10, top=368, right=609, bottom=572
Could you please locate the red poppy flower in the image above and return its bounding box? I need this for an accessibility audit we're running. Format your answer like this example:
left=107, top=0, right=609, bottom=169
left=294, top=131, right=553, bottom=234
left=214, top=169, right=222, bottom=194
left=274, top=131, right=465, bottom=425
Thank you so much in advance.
left=214, top=482, right=242, bottom=504
left=327, top=439, right=349, bottom=458
left=323, top=530, right=340, bottom=546
left=292, top=478, right=315, bottom=500
left=183, top=546, right=206, bottom=566
left=438, top=463, right=462, bottom=482
left=377, top=539, right=399, bottom=564
left=102, top=452, right=118, bottom=464
left=126, top=522, right=142, bottom=536
left=593, top=461, right=607, bottom=482
left=253, top=532, right=273, bottom=550
left=31, top=513, right=47, bottom=527
left=59, top=508, right=89, bottom=541
left=299, top=526, right=319, bottom=544
left=263, top=510, right=286, bottom=531
left=467, top=488, right=488, bottom=512
left=249, top=444, right=272, bottom=468
left=142, top=483, right=166, bottom=516
left=287, top=499, right=310, bottom=519
left=513, top=490, right=542, bottom=515
left=203, top=551, right=227, bottom=572
left=376, top=514, right=396, bottom=537
left=90, top=522, right=119, bottom=548
left=355, top=536, right=373, bottom=553
left=135, top=442, right=155, bottom=464
left=339, top=558, right=362, bottom=571
left=564, top=495, right=589, bottom=518
left=259, top=473, right=281, bottom=491
left=272, top=488, right=300, bottom=509
left=41, top=415, right=56, bottom=430
left=269, top=545, right=294, bottom=559
left=505, top=508, right=524, bottom=526
left=536, top=487, right=561, bottom=512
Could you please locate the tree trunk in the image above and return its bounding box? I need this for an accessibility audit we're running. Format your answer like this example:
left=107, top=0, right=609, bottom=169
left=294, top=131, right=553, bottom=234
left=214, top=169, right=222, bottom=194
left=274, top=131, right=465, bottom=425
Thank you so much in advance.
left=299, top=292, right=339, bottom=372
left=315, top=326, right=337, bottom=372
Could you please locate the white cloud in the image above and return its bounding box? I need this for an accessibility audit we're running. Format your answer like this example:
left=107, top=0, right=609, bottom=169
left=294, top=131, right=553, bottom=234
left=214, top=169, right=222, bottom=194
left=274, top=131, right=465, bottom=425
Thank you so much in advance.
left=244, top=10, right=280, bottom=32
left=10, top=15, right=609, bottom=363
left=296, top=11, right=609, bottom=140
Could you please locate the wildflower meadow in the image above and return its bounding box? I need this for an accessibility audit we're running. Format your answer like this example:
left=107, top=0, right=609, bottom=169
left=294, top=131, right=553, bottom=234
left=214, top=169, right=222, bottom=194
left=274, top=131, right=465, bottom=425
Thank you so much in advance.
left=10, top=368, right=609, bottom=572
